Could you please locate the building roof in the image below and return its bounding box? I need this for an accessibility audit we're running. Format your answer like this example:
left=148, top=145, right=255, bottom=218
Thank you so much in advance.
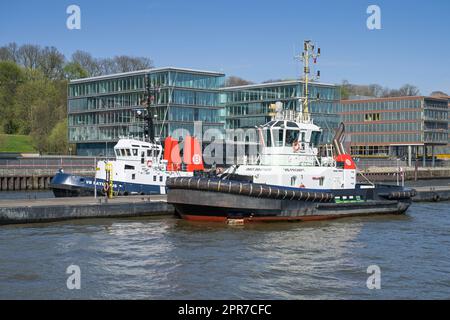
left=221, top=79, right=338, bottom=90
left=70, top=67, right=225, bottom=84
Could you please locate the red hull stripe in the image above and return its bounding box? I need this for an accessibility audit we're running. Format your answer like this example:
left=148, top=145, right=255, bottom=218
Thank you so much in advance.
left=181, top=214, right=343, bottom=223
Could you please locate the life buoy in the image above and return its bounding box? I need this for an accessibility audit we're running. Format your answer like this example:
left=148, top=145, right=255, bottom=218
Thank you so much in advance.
left=293, top=141, right=301, bottom=152
left=147, top=159, right=153, bottom=168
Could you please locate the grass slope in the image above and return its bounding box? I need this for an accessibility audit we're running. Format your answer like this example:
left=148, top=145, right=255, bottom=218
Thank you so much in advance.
left=0, top=134, right=36, bottom=153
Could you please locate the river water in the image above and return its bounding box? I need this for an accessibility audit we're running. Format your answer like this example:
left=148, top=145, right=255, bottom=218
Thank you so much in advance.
left=0, top=202, right=449, bottom=299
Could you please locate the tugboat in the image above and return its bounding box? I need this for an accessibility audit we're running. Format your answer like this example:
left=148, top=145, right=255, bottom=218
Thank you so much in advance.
left=49, top=136, right=199, bottom=197
left=167, top=40, right=416, bottom=223
left=50, top=73, right=203, bottom=197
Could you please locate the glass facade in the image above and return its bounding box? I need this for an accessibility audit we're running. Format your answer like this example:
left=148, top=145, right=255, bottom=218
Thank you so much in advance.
left=222, top=81, right=341, bottom=144
left=68, top=68, right=225, bottom=156
left=341, top=97, right=449, bottom=157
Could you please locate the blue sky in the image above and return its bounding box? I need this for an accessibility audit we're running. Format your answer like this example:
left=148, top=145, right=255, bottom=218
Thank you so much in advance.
left=1, top=0, right=449, bottom=94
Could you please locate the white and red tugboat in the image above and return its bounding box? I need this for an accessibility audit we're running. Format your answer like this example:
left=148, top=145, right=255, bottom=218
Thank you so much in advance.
left=167, top=40, right=416, bottom=223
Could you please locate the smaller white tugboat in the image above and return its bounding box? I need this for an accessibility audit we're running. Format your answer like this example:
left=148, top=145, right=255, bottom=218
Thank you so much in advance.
left=167, top=40, right=416, bottom=223
left=50, top=137, right=196, bottom=197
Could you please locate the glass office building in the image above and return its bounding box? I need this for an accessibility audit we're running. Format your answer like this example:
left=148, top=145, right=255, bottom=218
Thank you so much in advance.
left=222, top=81, right=341, bottom=144
left=340, top=96, right=449, bottom=162
left=68, top=68, right=225, bottom=156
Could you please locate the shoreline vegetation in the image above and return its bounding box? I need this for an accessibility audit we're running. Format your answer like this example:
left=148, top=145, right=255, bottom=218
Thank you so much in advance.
left=0, top=134, right=36, bottom=153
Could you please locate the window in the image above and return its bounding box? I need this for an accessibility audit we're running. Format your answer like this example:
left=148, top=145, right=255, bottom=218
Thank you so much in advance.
left=160, top=176, right=163, bottom=182
left=364, top=113, right=381, bottom=122
left=132, top=174, right=136, bottom=180
left=132, top=149, right=138, bottom=156
left=291, top=176, right=297, bottom=186
left=311, top=131, right=321, bottom=146
left=285, top=130, right=299, bottom=146
left=126, top=149, right=131, bottom=156
left=153, top=176, right=156, bottom=182
left=272, top=129, right=283, bottom=147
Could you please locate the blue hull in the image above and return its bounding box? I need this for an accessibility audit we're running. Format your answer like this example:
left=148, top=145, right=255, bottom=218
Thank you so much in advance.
left=49, top=172, right=162, bottom=197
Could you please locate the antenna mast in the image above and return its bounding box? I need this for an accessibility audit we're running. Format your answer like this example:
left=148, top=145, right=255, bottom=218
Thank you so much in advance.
left=294, top=40, right=321, bottom=120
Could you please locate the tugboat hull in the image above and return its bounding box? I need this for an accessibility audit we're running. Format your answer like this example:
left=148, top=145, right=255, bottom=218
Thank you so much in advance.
left=49, top=172, right=162, bottom=197
left=167, top=177, right=415, bottom=223
left=169, top=189, right=410, bottom=222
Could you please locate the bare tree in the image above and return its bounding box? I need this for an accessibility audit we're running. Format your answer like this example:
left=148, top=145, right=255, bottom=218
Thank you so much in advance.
left=225, top=76, right=254, bottom=87
left=17, top=44, right=42, bottom=69
left=98, top=58, right=116, bottom=75
left=113, top=55, right=153, bottom=73
left=71, top=50, right=101, bottom=76
left=0, top=42, right=20, bottom=63
left=38, top=46, right=65, bottom=79
left=397, top=84, right=420, bottom=97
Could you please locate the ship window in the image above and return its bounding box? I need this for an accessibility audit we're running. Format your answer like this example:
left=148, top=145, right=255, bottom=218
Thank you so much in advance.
left=125, top=165, right=135, bottom=170
left=115, top=150, right=120, bottom=157
left=311, top=131, right=321, bottom=146
left=126, top=149, right=131, bottom=156
left=263, top=129, right=272, bottom=147
left=132, top=174, right=136, bottom=180
left=121, top=149, right=126, bottom=156
left=147, top=150, right=151, bottom=157
left=153, top=176, right=156, bottom=182
left=286, top=130, right=299, bottom=146
left=300, top=132, right=306, bottom=142
left=272, top=129, right=283, bottom=147
left=132, top=148, right=138, bottom=156
left=291, top=176, right=297, bottom=186
left=286, top=121, right=298, bottom=128
left=160, top=176, right=163, bottom=182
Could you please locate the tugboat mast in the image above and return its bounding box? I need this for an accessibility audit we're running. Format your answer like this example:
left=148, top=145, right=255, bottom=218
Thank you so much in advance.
left=295, top=40, right=321, bottom=121
left=142, top=74, right=157, bottom=143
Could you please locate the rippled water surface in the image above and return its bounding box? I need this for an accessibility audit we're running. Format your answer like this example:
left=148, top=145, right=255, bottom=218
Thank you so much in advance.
left=0, top=202, right=449, bottom=299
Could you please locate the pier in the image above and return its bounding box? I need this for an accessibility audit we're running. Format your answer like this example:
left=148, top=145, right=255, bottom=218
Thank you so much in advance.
left=0, top=155, right=98, bottom=191
left=1, top=184, right=450, bottom=226
left=0, top=195, right=174, bottom=225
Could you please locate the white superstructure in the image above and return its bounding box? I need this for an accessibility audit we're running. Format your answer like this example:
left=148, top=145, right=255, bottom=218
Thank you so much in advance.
left=95, top=139, right=192, bottom=195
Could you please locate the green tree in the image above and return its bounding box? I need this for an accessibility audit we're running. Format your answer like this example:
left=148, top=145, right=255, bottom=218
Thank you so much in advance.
left=63, top=62, right=88, bottom=80
left=47, top=119, right=68, bottom=154
left=0, top=61, right=24, bottom=133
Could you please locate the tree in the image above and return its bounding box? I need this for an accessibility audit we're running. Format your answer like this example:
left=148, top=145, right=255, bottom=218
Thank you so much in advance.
left=46, top=119, right=68, bottom=154
left=17, top=44, right=42, bottom=69
left=396, top=84, right=420, bottom=97
left=0, top=42, right=19, bottom=63
left=63, top=62, right=88, bottom=80
left=71, top=50, right=101, bottom=76
left=225, top=76, right=253, bottom=87
left=113, top=55, right=153, bottom=73
left=340, top=80, right=421, bottom=99
left=0, top=61, right=24, bottom=133
left=38, top=46, right=65, bottom=80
